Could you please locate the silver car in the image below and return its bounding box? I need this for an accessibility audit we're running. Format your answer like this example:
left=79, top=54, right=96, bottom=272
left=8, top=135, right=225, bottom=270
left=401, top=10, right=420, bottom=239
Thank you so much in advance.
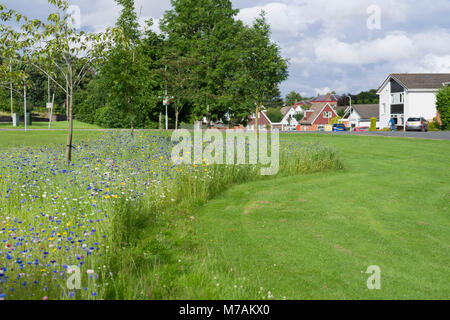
left=405, top=117, right=429, bottom=132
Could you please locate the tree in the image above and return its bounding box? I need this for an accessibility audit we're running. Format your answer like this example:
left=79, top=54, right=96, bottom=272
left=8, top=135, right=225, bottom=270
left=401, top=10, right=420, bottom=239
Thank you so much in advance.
left=237, top=12, right=288, bottom=136
left=266, top=108, right=283, bottom=123
left=1, top=0, right=121, bottom=164
left=294, top=113, right=304, bottom=122
left=161, top=0, right=242, bottom=125
left=357, top=89, right=379, bottom=104
left=160, top=52, right=199, bottom=129
left=285, top=91, right=303, bottom=106
left=337, top=108, right=346, bottom=118
left=100, top=0, right=141, bottom=136
left=436, top=86, right=450, bottom=130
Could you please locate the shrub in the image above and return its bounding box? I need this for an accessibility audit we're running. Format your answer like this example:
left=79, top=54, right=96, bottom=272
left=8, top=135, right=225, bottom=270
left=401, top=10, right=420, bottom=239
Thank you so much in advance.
left=428, top=118, right=441, bottom=131
left=94, top=104, right=130, bottom=128
left=436, top=86, right=450, bottom=130
left=370, top=118, right=377, bottom=131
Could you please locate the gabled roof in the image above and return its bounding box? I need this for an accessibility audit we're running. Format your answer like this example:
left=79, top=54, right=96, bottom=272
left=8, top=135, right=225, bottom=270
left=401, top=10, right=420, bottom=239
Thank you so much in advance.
left=280, top=106, right=292, bottom=116
left=378, top=73, right=450, bottom=93
left=310, top=93, right=340, bottom=102
left=349, top=104, right=379, bottom=120
left=300, top=102, right=337, bottom=125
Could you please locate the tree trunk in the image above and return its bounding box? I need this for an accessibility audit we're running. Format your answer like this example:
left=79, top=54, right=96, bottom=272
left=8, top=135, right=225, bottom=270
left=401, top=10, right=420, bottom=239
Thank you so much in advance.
left=65, top=77, right=69, bottom=120
left=159, top=112, right=162, bottom=130
left=131, top=118, right=135, bottom=138
left=175, top=110, right=179, bottom=130
left=65, top=66, right=73, bottom=166
left=255, top=104, right=259, bottom=137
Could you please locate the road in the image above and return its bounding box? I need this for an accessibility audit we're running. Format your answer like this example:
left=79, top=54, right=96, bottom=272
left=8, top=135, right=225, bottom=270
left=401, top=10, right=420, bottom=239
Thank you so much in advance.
left=287, top=131, right=450, bottom=140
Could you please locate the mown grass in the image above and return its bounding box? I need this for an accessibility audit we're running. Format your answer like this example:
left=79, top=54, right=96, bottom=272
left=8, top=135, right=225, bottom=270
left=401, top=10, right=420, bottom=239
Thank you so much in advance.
left=0, top=120, right=101, bottom=130
left=191, top=134, right=450, bottom=299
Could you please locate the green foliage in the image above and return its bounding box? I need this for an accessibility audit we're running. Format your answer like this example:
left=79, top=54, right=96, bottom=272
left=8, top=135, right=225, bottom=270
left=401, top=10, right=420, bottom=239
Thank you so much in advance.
left=329, top=116, right=342, bottom=125
left=428, top=117, right=442, bottom=131
left=294, top=113, right=304, bottom=122
left=266, top=108, right=283, bottom=123
left=94, top=104, right=129, bottom=128
left=370, top=117, right=377, bottom=131
left=337, top=108, right=346, bottom=118
left=436, top=86, right=450, bottom=130
left=357, top=89, right=379, bottom=104
left=285, top=91, right=303, bottom=106
left=1, top=0, right=290, bottom=130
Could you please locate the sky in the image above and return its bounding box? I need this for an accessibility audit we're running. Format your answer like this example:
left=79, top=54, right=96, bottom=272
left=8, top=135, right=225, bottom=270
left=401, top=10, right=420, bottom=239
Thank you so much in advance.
left=3, top=0, right=450, bottom=98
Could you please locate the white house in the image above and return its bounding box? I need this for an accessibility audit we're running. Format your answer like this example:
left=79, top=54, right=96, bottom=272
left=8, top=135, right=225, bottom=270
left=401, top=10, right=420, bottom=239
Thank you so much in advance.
left=377, top=73, right=450, bottom=129
left=343, top=104, right=380, bottom=129
left=280, top=106, right=304, bottom=129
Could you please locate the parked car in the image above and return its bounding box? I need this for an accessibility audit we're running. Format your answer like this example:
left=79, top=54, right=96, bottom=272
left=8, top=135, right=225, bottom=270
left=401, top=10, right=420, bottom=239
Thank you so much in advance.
left=332, top=124, right=346, bottom=132
left=405, top=117, right=429, bottom=132
left=353, top=126, right=370, bottom=132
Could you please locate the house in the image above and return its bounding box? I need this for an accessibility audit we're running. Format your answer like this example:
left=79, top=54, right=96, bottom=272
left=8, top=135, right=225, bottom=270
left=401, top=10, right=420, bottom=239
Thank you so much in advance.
left=343, top=104, right=380, bottom=129
left=247, top=110, right=273, bottom=131
left=298, top=102, right=338, bottom=131
left=279, top=106, right=304, bottom=130
left=310, top=93, right=340, bottom=109
left=377, top=73, right=450, bottom=129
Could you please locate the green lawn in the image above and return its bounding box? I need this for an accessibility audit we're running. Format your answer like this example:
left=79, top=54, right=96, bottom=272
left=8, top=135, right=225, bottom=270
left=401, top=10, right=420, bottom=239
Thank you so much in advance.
left=0, top=119, right=101, bottom=130
left=190, top=134, right=450, bottom=299
left=0, top=126, right=102, bottom=147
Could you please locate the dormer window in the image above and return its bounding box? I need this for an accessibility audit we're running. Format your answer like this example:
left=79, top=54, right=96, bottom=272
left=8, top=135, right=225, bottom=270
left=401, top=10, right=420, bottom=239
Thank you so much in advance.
left=323, top=111, right=332, bottom=118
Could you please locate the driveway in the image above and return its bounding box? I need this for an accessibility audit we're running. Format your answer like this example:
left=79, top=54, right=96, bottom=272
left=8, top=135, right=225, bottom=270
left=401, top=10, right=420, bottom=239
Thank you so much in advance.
left=287, top=131, right=450, bottom=141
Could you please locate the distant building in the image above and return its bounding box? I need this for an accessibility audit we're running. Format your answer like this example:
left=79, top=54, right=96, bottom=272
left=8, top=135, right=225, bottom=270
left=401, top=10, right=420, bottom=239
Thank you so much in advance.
left=247, top=111, right=273, bottom=131
left=377, top=73, right=450, bottom=129
left=310, top=93, right=340, bottom=109
left=343, top=104, right=380, bottom=129
left=298, top=102, right=338, bottom=131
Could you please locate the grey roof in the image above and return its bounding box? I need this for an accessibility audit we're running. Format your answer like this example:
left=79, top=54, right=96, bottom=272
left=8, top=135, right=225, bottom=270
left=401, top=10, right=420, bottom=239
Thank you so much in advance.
left=280, top=106, right=292, bottom=116
left=390, top=73, right=450, bottom=90
left=351, top=104, right=379, bottom=120
left=310, top=93, right=340, bottom=102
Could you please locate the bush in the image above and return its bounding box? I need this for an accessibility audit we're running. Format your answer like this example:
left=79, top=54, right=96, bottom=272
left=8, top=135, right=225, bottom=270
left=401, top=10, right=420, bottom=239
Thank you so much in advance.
left=94, top=104, right=130, bottom=128
left=370, top=118, right=377, bottom=131
left=329, top=117, right=342, bottom=125
left=428, top=117, right=441, bottom=131
left=436, top=86, right=450, bottom=130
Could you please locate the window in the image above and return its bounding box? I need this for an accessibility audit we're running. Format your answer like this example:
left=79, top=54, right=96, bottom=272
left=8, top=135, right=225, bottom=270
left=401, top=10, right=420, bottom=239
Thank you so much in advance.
left=382, top=103, right=386, bottom=115
left=323, top=111, right=332, bottom=118
left=400, top=93, right=404, bottom=103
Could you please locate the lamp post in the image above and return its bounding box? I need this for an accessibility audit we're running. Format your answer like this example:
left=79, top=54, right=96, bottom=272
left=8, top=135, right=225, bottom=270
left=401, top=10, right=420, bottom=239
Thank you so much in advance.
left=24, top=84, right=27, bottom=131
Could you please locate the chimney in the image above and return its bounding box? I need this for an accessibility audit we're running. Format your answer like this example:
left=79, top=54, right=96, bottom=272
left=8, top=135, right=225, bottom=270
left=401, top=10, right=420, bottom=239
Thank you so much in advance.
left=326, top=93, right=331, bottom=101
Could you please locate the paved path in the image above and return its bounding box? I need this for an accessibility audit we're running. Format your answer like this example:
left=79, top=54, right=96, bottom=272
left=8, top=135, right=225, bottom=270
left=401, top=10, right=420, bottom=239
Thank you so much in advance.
left=287, top=131, right=450, bottom=141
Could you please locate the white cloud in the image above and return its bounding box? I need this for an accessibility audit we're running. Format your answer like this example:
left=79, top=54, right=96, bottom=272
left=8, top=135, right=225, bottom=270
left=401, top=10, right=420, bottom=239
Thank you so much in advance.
left=314, top=87, right=331, bottom=95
